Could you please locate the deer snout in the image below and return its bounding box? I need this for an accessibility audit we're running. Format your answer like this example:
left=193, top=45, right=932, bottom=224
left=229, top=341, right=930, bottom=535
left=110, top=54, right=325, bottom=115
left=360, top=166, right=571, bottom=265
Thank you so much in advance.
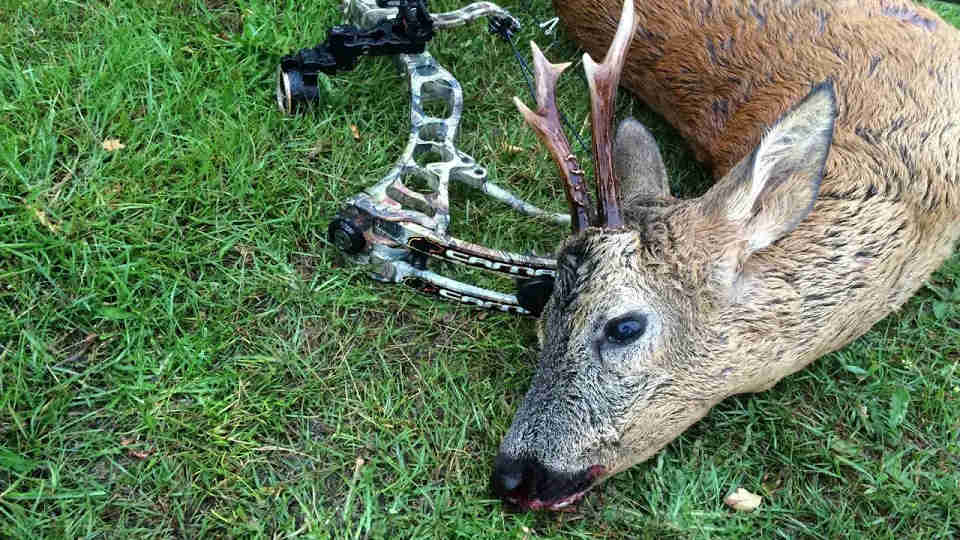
left=491, top=453, right=606, bottom=511
left=491, top=454, right=528, bottom=500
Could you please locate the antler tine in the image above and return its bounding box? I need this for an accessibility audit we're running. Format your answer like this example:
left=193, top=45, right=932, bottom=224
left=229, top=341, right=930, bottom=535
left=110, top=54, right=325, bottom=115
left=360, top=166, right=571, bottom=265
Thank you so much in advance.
left=583, top=0, right=638, bottom=228
left=513, top=42, right=591, bottom=233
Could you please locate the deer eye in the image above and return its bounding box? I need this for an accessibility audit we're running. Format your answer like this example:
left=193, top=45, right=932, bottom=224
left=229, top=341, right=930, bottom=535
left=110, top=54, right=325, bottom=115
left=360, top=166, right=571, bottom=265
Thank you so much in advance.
left=604, top=313, right=647, bottom=345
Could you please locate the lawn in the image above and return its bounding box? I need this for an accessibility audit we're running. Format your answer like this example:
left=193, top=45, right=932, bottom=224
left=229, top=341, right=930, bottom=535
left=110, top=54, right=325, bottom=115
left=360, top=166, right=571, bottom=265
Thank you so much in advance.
left=1, top=0, right=958, bottom=538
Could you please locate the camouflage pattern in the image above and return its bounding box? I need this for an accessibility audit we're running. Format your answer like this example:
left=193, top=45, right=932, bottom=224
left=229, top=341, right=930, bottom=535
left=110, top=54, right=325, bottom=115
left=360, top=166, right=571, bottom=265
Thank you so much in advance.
left=326, top=1, right=568, bottom=313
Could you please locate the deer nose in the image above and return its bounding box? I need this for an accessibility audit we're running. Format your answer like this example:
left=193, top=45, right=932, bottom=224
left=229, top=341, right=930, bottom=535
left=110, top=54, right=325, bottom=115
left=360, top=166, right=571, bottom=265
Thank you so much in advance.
left=491, top=454, right=539, bottom=501
left=493, top=457, right=524, bottom=493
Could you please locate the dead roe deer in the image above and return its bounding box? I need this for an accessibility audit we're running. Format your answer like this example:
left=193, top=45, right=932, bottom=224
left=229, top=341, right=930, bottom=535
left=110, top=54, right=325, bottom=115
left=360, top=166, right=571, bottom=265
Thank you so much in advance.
left=492, top=0, right=960, bottom=510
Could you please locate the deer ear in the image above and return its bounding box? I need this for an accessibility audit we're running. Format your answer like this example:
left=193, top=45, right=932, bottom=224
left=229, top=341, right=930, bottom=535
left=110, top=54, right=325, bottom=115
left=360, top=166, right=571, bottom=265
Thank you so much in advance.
left=614, top=117, right=671, bottom=202
left=702, top=82, right=837, bottom=254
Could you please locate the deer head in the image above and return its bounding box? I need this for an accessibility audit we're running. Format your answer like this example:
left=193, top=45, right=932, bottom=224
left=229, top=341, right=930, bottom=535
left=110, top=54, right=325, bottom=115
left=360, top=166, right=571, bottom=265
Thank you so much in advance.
left=493, top=0, right=837, bottom=511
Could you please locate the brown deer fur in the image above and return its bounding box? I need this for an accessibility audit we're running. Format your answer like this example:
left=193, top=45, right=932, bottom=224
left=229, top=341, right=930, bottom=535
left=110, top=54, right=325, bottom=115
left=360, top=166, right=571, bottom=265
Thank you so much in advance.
left=492, top=0, right=960, bottom=511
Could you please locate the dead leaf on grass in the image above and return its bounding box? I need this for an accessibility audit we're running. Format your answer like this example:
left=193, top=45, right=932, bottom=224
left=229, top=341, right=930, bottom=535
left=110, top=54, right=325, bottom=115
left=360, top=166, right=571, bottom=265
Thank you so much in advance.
left=102, top=138, right=125, bottom=152
left=502, top=143, right=526, bottom=153
left=129, top=448, right=155, bottom=460
left=724, top=487, right=762, bottom=512
left=350, top=124, right=361, bottom=141
left=29, top=205, right=60, bottom=233
left=120, top=437, right=155, bottom=459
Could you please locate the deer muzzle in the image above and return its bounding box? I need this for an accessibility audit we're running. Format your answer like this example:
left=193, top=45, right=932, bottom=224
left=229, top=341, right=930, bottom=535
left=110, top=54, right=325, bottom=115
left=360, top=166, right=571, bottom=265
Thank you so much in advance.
left=491, top=454, right=607, bottom=511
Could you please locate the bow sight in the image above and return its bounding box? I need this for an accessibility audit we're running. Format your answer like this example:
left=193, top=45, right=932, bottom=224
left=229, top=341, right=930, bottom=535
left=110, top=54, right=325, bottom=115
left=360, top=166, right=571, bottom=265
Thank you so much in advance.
left=276, top=0, right=562, bottom=317
left=277, top=0, right=435, bottom=112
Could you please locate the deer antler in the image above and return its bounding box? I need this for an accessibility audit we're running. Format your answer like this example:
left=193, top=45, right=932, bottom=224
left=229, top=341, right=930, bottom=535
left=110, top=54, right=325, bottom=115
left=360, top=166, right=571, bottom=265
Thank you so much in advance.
left=515, top=0, right=638, bottom=232
left=513, top=43, right=592, bottom=233
left=583, top=0, right=638, bottom=228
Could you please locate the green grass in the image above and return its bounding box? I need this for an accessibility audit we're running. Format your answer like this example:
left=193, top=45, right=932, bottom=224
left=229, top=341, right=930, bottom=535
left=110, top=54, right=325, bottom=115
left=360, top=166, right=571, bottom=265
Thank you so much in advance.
left=1, top=0, right=958, bottom=537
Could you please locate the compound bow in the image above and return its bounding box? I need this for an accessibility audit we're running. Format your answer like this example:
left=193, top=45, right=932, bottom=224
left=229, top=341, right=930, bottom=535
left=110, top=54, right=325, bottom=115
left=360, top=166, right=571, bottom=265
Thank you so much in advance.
left=277, top=0, right=566, bottom=316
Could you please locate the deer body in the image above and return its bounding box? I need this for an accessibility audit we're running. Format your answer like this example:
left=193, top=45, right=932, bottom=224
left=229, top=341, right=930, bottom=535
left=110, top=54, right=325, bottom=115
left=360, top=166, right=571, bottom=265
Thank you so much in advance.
left=493, top=0, right=960, bottom=511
